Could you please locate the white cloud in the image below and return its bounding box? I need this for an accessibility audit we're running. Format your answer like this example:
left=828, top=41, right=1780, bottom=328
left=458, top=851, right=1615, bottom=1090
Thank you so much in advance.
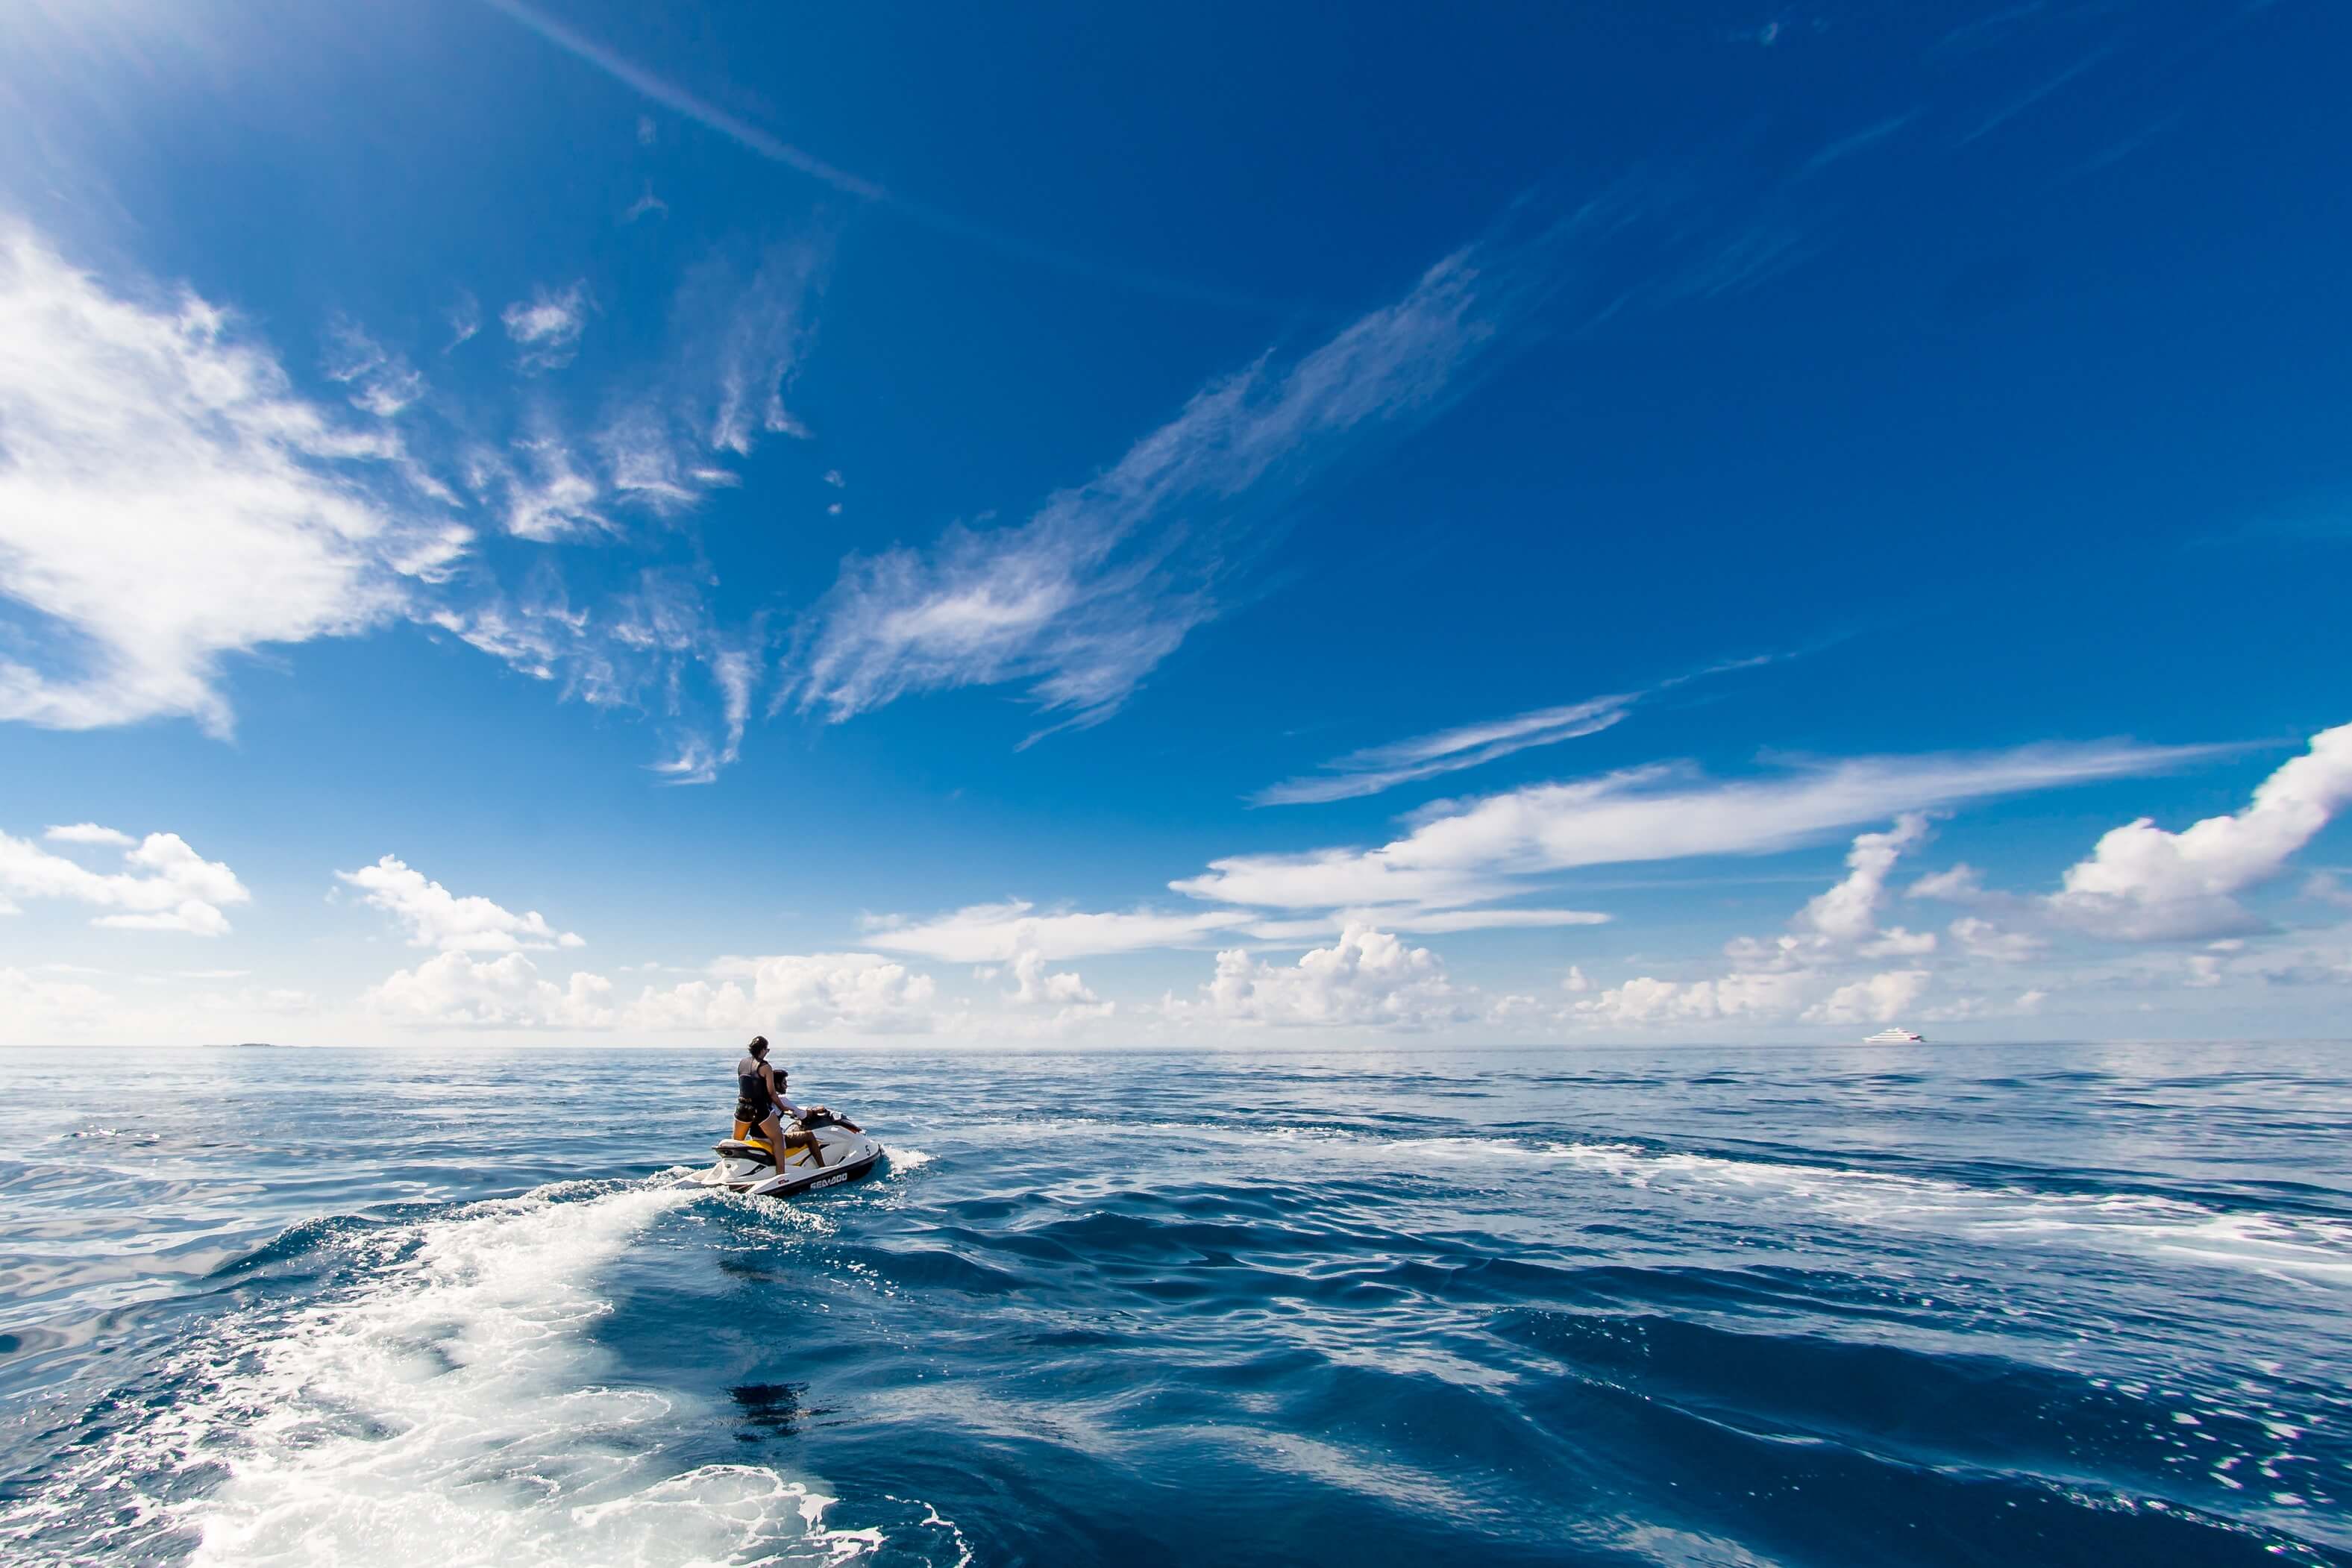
left=364, top=950, right=615, bottom=1028
left=0, top=966, right=111, bottom=1037
left=1250, top=657, right=1789, bottom=808
left=645, top=953, right=938, bottom=1033
left=1805, top=969, right=1931, bottom=1026
left=432, top=571, right=762, bottom=783
left=501, top=280, right=590, bottom=371
left=1255, top=694, right=1638, bottom=806
left=338, top=854, right=585, bottom=952
left=1907, top=863, right=1984, bottom=900
left=1357, top=906, right=1611, bottom=934
left=1179, top=741, right=2209, bottom=912
left=2307, top=872, right=2352, bottom=910
left=1948, top=915, right=2044, bottom=962
left=0, top=827, right=249, bottom=935
left=465, top=431, right=608, bottom=541
left=45, top=822, right=134, bottom=847
left=1003, top=950, right=1110, bottom=1020
left=2048, top=724, right=2352, bottom=941
left=322, top=317, right=426, bottom=417
left=0, top=225, right=471, bottom=736
left=1562, top=965, right=1591, bottom=993
left=677, top=242, right=822, bottom=462
left=1796, top=813, right=1931, bottom=941
left=1180, top=926, right=1466, bottom=1028
left=1575, top=969, right=1815, bottom=1026
left=363, top=949, right=940, bottom=1034
left=794, top=228, right=1558, bottom=737
left=445, top=291, right=481, bottom=350
left=863, top=900, right=1257, bottom=963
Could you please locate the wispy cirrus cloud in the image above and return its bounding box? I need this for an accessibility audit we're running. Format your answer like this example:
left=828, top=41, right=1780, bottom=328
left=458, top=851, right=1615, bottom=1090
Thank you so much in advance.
left=0, top=203, right=806, bottom=783
left=1254, top=654, right=1791, bottom=806
left=480, top=0, right=1285, bottom=313
left=501, top=280, right=591, bottom=371
left=0, top=224, right=471, bottom=737
left=1255, top=694, right=1638, bottom=806
left=322, top=316, right=427, bottom=417
left=793, top=207, right=1602, bottom=739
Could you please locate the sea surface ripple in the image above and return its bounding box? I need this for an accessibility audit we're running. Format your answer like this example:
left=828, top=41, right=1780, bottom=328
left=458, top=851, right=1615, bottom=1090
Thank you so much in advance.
left=0, top=1041, right=2345, bottom=1566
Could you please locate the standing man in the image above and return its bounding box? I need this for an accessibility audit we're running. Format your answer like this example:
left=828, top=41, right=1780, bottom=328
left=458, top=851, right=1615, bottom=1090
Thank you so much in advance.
left=734, top=1035, right=828, bottom=1167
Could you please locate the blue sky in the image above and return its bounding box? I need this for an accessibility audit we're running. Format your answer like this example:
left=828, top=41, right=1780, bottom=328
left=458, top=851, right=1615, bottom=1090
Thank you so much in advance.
left=2, top=0, right=2348, bottom=1046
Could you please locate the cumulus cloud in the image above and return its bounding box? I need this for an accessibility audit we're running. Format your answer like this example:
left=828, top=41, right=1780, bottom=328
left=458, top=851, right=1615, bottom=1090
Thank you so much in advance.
left=794, top=210, right=1593, bottom=738
left=2047, top=723, right=2352, bottom=941
left=363, top=948, right=939, bottom=1033
left=1575, top=969, right=1815, bottom=1026
left=1796, top=814, right=1932, bottom=942
left=364, top=950, right=615, bottom=1027
left=0, top=826, right=250, bottom=934
left=634, top=953, right=938, bottom=1033
left=501, top=280, right=590, bottom=371
left=1805, top=969, right=1931, bottom=1026
left=1179, top=741, right=2209, bottom=912
left=1907, top=863, right=1984, bottom=900
left=998, top=951, right=1112, bottom=1023
left=0, top=966, right=111, bottom=1038
left=0, top=224, right=471, bottom=736
left=338, top=854, right=585, bottom=952
left=1575, top=819, right=1949, bottom=1029
left=1948, top=915, right=2044, bottom=962
left=1178, top=926, right=1465, bottom=1028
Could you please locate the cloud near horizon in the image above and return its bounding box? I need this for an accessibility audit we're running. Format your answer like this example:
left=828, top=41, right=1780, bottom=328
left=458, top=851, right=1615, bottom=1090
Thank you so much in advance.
left=0, top=825, right=250, bottom=935
left=1177, top=740, right=2223, bottom=912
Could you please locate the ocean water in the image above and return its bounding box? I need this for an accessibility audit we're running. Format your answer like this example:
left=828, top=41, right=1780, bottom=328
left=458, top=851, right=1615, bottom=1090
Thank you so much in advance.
left=0, top=1043, right=2345, bottom=1567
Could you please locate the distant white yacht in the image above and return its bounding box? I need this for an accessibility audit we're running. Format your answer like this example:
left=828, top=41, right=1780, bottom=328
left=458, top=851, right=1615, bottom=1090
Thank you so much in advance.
left=1862, top=1027, right=1925, bottom=1044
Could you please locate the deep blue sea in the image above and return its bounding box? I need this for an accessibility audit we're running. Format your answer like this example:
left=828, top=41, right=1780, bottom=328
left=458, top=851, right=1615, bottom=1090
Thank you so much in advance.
left=0, top=1042, right=2345, bottom=1567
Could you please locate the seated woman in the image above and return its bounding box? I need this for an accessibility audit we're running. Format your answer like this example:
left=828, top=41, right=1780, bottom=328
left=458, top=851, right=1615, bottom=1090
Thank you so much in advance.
left=734, top=1036, right=827, bottom=1167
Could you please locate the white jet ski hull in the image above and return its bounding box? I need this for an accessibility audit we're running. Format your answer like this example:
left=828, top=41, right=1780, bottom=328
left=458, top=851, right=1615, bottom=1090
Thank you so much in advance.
left=691, top=1123, right=885, bottom=1199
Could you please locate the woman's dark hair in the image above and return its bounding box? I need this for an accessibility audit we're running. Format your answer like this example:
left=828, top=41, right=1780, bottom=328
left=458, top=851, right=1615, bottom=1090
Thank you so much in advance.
left=747, top=1035, right=770, bottom=1057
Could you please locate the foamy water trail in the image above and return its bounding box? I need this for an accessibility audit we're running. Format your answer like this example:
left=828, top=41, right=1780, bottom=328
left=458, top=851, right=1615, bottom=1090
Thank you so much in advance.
left=4, top=1179, right=890, bottom=1567
left=1537, top=1141, right=2352, bottom=1282
left=961, top=1115, right=2352, bottom=1282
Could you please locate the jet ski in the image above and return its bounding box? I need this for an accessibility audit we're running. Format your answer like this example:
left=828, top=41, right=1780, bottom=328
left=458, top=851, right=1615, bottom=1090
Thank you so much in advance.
left=692, top=1120, right=885, bottom=1198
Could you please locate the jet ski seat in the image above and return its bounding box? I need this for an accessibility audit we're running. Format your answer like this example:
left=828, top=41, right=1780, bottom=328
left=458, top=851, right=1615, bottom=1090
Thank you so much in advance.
left=719, top=1133, right=823, bottom=1167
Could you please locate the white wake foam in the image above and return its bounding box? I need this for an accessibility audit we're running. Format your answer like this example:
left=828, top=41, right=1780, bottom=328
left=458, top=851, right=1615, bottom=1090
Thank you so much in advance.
left=1541, top=1141, right=2352, bottom=1282
left=5, top=1180, right=895, bottom=1567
